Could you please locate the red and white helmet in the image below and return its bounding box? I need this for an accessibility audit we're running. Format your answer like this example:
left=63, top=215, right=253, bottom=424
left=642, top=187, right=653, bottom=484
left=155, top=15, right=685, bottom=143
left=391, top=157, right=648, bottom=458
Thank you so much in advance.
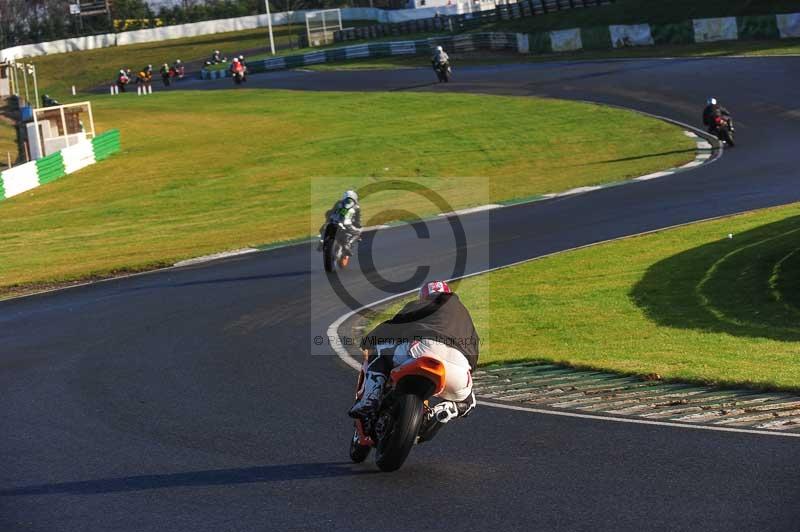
left=419, top=280, right=452, bottom=300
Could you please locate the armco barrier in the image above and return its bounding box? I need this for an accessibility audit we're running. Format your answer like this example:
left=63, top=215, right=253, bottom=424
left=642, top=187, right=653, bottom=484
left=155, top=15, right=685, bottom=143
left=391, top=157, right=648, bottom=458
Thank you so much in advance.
left=0, top=130, right=120, bottom=202
left=201, top=12, right=800, bottom=77
left=0, top=5, right=490, bottom=61
left=201, top=32, right=518, bottom=77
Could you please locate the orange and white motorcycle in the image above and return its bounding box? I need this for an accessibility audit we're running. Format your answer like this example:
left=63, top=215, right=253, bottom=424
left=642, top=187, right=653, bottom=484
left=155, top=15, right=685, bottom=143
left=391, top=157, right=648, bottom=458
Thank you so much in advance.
left=349, top=353, right=456, bottom=472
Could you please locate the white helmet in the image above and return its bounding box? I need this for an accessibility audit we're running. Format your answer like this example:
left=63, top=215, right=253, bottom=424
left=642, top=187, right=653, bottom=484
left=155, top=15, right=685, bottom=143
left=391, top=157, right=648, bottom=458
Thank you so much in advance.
left=343, top=190, right=358, bottom=203
left=176, top=59, right=182, bottom=64
left=707, top=97, right=717, bottom=105
left=436, top=45, right=443, bottom=52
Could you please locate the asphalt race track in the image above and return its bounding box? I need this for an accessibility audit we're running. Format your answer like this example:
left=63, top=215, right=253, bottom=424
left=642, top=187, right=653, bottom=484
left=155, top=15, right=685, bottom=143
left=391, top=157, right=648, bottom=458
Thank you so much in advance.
left=3, top=58, right=800, bottom=531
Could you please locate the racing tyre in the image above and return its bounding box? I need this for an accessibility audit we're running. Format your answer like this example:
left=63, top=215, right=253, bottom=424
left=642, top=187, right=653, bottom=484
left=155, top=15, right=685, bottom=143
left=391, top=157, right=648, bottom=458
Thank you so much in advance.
left=323, top=237, right=335, bottom=272
left=724, top=129, right=735, bottom=147
left=375, top=394, right=424, bottom=472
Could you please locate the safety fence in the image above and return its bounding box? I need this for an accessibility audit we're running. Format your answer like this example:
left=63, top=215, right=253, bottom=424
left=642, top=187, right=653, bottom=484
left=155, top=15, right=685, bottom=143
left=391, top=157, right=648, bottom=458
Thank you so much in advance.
left=333, top=0, right=612, bottom=42
left=200, top=12, right=800, bottom=78
left=0, top=4, right=531, bottom=62
left=0, top=129, right=120, bottom=202
left=520, top=13, right=800, bottom=53
left=201, top=33, right=521, bottom=78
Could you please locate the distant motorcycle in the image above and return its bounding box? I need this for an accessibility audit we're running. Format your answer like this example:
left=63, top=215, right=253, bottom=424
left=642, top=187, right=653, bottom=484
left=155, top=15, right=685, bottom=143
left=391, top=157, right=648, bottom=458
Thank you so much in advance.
left=433, top=60, right=451, bottom=83
left=349, top=354, right=453, bottom=472
left=711, top=114, right=735, bottom=147
left=322, top=221, right=351, bottom=272
left=232, top=70, right=246, bottom=85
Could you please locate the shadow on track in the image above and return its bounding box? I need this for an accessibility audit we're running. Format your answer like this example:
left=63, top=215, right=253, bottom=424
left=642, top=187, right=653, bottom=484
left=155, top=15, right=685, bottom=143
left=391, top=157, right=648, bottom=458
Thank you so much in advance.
left=630, top=215, right=800, bottom=341
left=0, top=462, right=374, bottom=496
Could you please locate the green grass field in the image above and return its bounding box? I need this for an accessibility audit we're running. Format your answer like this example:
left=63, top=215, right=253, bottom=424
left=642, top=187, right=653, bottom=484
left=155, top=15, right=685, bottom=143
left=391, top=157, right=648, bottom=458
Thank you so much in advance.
left=29, top=26, right=306, bottom=97
left=0, top=89, right=694, bottom=296
left=368, top=203, right=800, bottom=391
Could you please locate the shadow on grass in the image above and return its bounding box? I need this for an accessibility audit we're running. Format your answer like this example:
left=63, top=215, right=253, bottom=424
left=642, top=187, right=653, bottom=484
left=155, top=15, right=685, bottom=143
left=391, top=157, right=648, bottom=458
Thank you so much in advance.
left=584, top=148, right=696, bottom=165
left=0, top=462, right=373, bottom=496
left=630, top=215, right=800, bottom=342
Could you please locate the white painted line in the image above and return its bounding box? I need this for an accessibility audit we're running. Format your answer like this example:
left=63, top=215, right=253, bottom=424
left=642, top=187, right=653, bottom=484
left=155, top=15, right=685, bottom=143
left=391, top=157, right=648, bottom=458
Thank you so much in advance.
left=438, top=204, right=503, bottom=217
left=174, top=248, right=259, bottom=267
left=479, top=401, right=800, bottom=439
left=328, top=210, right=800, bottom=439
left=696, top=153, right=712, bottom=160
left=557, top=185, right=602, bottom=197
left=697, top=141, right=712, bottom=150
left=683, top=131, right=698, bottom=138
left=634, top=171, right=673, bottom=181
left=681, top=161, right=704, bottom=168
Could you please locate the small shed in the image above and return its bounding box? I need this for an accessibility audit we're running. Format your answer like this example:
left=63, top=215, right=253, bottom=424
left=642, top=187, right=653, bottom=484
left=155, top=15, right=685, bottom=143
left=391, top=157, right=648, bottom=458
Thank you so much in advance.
left=0, top=62, right=11, bottom=97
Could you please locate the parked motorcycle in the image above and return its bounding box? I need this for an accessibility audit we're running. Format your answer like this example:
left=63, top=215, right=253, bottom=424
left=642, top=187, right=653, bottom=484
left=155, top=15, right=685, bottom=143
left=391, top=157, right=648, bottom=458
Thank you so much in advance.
left=349, top=355, right=452, bottom=472
left=433, top=60, right=451, bottom=83
left=322, top=221, right=351, bottom=272
left=712, top=114, right=735, bottom=147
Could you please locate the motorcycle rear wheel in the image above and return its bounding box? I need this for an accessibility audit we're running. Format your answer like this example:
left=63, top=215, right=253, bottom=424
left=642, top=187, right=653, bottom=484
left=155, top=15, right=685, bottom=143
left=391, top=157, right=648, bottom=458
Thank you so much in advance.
left=375, top=394, right=424, bottom=472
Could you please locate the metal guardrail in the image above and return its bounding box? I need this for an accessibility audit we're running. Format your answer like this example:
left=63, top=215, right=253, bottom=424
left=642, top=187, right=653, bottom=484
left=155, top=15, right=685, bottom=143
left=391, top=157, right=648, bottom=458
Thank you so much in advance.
left=334, top=0, right=614, bottom=42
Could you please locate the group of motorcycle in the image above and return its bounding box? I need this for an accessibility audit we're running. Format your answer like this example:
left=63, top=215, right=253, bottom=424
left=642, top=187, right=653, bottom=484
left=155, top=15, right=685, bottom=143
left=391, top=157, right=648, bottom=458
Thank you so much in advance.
left=160, top=61, right=185, bottom=87
left=317, top=94, right=738, bottom=476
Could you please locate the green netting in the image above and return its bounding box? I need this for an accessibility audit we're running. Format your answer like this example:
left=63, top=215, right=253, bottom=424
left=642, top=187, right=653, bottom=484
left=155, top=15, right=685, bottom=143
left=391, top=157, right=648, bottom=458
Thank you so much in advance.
left=580, top=26, right=612, bottom=50
left=529, top=32, right=552, bottom=53
left=651, top=21, right=695, bottom=45
left=738, top=15, right=779, bottom=40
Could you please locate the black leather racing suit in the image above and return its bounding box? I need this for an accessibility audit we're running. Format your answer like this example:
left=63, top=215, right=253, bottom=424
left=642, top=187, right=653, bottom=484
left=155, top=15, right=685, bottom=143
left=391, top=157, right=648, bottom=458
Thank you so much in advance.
left=322, top=200, right=361, bottom=255
left=360, top=293, right=480, bottom=377
left=703, top=104, right=732, bottom=133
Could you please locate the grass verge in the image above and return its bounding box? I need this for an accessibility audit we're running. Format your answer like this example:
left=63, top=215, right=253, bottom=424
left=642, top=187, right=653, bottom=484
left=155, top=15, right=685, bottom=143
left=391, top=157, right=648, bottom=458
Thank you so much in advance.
left=0, top=89, right=694, bottom=296
left=367, top=203, right=800, bottom=391
left=29, top=25, right=308, bottom=96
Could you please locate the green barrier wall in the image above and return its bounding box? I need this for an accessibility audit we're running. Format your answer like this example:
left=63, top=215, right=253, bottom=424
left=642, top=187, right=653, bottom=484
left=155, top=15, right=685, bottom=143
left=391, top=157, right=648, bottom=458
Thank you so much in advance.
left=651, top=21, right=695, bottom=45
left=738, top=15, right=780, bottom=40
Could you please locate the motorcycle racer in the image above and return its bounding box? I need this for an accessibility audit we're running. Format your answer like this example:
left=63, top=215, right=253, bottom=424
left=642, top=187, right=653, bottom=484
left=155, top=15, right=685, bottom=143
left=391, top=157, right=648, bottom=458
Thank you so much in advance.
left=318, top=190, right=362, bottom=255
left=432, top=45, right=449, bottom=66
left=703, top=97, right=733, bottom=133
left=350, top=280, right=479, bottom=421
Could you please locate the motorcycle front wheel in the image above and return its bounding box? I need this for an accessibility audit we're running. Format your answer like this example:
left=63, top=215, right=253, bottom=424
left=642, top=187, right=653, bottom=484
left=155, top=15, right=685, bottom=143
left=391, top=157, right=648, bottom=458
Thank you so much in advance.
left=723, top=128, right=735, bottom=147
left=375, top=394, right=424, bottom=472
left=323, top=237, right=336, bottom=272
